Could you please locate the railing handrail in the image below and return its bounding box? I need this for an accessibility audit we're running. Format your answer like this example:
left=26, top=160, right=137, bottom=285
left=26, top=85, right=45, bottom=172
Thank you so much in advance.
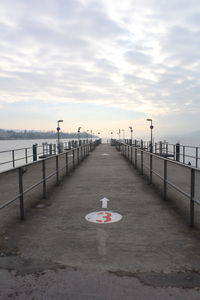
left=0, top=140, right=101, bottom=220
left=119, top=141, right=200, bottom=171
left=0, top=145, right=43, bottom=153
left=115, top=140, right=198, bottom=227
left=0, top=139, right=97, bottom=172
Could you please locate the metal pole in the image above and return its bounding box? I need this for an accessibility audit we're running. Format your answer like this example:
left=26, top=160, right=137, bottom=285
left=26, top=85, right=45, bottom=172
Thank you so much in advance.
left=66, top=152, right=69, bottom=175
left=42, top=160, right=46, bottom=198
left=176, top=143, right=180, bottom=162
left=12, top=150, right=15, bottom=168
left=163, top=160, right=167, bottom=200
left=150, top=154, right=153, bottom=184
left=131, top=146, right=133, bottom=163
left=18, top=168, right=25, bottom=220
left=32, top=144, right=37, bottom=161
left=81, top=145, right=83, bottom=161
left=131, top=130, right=133, bottom=145
left=196, top=147, right=198, bottom=168
left=141, top=149, right=144, bottom=175
left=135, top=148, right=137, bottom=168
left=57, top=124, right=60, bottom=153
left=25, top=148, right=28, bottom=164
left=190, top=168, right=195, bottom=227
left=77, top=148, right=80, bottom=164
left=56, top=155, right=59, bottom=185
left=73, top=149, right=75, bottom=169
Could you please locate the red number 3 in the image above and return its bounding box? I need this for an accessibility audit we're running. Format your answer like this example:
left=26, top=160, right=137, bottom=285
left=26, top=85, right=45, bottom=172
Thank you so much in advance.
left=96, top=212, right=112, bottom=223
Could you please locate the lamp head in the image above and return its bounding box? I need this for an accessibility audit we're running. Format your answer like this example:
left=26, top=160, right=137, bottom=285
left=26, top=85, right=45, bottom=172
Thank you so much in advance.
left=58, top=120, right=63, bottom=123
left=146, top=118, right=152, bottom=122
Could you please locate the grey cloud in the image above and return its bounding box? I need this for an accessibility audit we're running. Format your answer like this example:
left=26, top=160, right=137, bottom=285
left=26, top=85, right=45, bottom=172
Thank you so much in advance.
left=125, top=50, right=153, bottom=66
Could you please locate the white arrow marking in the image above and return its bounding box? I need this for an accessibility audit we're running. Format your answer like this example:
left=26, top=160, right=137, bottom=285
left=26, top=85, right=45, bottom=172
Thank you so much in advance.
left=100, top=197, right=110, bottom=209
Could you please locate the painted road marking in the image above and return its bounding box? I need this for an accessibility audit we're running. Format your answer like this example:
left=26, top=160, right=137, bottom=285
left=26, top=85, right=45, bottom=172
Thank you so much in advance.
left=101, top=153, right=109, bottom=156
left=85, top=211, right=122, bottom=224
left=100, top=197, right=109, bottom=208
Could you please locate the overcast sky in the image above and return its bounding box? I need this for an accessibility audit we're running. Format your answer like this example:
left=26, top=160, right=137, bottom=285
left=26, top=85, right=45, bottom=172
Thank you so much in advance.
left=0, top=0, right=200, bottom=138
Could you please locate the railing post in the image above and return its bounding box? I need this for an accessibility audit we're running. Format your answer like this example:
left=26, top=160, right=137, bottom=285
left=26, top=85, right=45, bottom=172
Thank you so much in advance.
left=66, top=152, right=69, bottom=175
left=135, top=148, right=137, bottom=168
left=131, top=146, right=133, bottom=164
left=183, top=146, right=185, bottom=164
left=87, top=144, right=89, bottom=156
left=163, top=160, right=167, bottom=200
left=73, top=149, right=75, bottom=169
left=176, top=143, right=180, bottom=162
left=196, top=147, right=198, bottom=168
left=12, top=150, right=15, bottom=168
left=190, top=168, right=195, bottom=227
left=150, top=154, right=153, bottom=184
left=166, top=143, right=168, bottom=156
left=25, top=148, right=28, bottom=164
left=159, top=141, right=162, bottom=156
left=33, top=144, right=37, bottom=161
left=56, top=155, right=59, bottom=185
left=42, top=159, right=46, bottom=198
left=18, top=168, right=25, bottom=220
left=81, top=146, right=83, bottom=161
left=49, top=144, right=53, bottom=156
left=77, top=148, right=80, bottom=164
left=141, top=150, right=143, bottom=175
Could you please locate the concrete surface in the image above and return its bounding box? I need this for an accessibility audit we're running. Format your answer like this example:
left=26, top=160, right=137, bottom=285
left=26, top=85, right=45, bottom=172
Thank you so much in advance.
left=1, top=144, right=200, bottom=299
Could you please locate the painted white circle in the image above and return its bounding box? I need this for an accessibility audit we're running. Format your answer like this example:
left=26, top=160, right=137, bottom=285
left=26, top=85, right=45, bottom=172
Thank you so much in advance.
left=85, top=211, right=122, bottom=224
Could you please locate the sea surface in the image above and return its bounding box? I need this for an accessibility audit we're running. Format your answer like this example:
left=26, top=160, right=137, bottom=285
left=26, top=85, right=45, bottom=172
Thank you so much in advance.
left=0, top=136, right=200, bottom=172
left=0, top=138, right=90, bottom=172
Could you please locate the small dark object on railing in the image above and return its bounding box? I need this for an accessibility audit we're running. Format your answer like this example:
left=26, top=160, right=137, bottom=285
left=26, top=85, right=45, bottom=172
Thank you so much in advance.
left=33, top=144, right=38, bottom=161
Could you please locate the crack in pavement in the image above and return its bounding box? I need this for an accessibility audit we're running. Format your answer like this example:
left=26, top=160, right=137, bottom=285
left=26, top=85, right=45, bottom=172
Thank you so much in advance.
left=108, top=270, right=200, bottom=289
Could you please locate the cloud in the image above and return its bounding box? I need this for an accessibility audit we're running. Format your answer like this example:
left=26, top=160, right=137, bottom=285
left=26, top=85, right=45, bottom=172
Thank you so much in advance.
left=0, top=0, right=200, bottom=135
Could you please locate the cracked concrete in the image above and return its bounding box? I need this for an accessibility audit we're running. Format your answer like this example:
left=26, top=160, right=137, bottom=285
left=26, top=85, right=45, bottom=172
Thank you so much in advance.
left=1, top=144, right=200, bottom=299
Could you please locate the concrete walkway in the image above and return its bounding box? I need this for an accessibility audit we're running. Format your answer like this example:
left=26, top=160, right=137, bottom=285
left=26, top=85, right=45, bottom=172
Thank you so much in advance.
left=1, top=144, right=200, bottom=299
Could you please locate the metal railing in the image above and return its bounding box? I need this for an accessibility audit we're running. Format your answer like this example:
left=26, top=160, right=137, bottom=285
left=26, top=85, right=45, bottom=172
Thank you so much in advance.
left=0, top=139, right=98, bottom=172
left=113, top=139, right=200, bottom=169
left=0, top=144, right=55, bottom=171
left=0, top=145, right=43, bottom=169
left=0, top=140, right=100, bottom=221
left=115, top=141, right=200, bottom=227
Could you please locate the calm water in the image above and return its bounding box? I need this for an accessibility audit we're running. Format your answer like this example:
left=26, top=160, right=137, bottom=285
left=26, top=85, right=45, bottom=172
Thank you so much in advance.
left=0, top=136, right=200, bottom=172
left=0, top=139, right=86, bottom=172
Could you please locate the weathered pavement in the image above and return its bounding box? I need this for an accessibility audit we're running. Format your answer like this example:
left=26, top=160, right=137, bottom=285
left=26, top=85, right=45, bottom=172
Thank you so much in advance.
left=1, top=144, right=200, bottom=299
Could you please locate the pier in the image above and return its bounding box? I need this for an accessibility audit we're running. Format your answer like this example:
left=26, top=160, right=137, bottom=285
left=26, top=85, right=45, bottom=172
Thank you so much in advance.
left=1, top=142, right=200, bottom=299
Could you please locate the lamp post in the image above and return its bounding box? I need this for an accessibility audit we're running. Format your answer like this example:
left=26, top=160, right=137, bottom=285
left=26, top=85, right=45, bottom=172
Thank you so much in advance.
left=119, top=129, right=121, bottom=141
left=110, top=131, right=113, bottom=141
left=122, top=129, right=125, bottom=141
left=146, top=118, right=153, bottom=153
left=57, top=120, right=63, bottom=153
left=90, top=130, right=93, bottom=142
left=86, top=130, right=89, bottom=143
left=129, top=126, right=133, bottom=145
left=78, top=127, right=81, bottom=145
